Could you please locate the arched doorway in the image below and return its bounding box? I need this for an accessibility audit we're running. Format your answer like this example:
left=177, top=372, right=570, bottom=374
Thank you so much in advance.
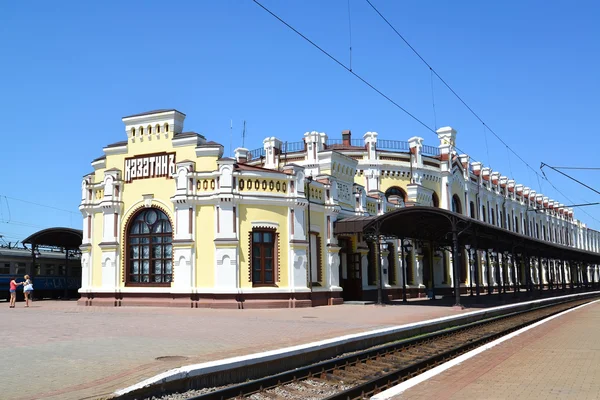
left=451, top=194, right=462, bottom=214
left=432, top=192, right=440, bottom=208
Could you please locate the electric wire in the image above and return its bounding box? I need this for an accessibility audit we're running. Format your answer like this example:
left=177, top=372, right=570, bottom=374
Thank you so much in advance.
left=252, top=0, right=599, bottom=224
left=430, top=69, right=437, bottom=130
left=251, top=0, right=473, bottom=158
left=0, top=195, right=77, bottom=215
left=364, top=0, right=600, bottom=223
left=347, top=0, right=353, bottom=71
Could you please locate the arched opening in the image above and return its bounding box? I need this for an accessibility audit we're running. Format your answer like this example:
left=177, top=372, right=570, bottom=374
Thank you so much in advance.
left=126, top=208, right=172, bottom=285
left=451, top=194, right=462, bottom=214
left=139, top=126, right=144, bottom=135
left=384, top=186, right=407, bottom=204
left=164, top=123, right=169, bottom=132
left=432, top=192, right=440, bottom=208
left=131, top=127, right=136, bottom=136
left=147, top=125, right=152, bottom=135
left=156, top=124, right=161, bottom=133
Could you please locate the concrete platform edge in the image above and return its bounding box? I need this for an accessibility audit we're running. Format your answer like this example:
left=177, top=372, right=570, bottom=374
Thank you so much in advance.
left=371, top=298, right=600, bottom=400
left=114, top=291, right=600, bottom=398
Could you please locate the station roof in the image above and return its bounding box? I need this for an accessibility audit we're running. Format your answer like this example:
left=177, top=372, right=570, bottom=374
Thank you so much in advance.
left=335, top=206, right=600, bottom=264
left=23, top=227, right=83, bottom=249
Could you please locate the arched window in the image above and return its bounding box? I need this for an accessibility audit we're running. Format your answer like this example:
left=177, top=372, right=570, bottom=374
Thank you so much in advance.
left=147, top=125, right=152, bottom=134
left=139, top=126, right=144, bottom=135
left=164, top=123, right=169, bottom=132
left=491, top=211, right=495, bottom=226
left=451, top=194, right=462, bottom=214
left=156, top=124, right=161, bottom=133
left=131, top=127, right=136, bottom=136
left=482, top=205, right=487, bottom=222
left=432, top=192, right=440, bottom=208
left=514, top=216, right=519, bottom=233
left=384, top=186, right=407, bottom=203
left=126, top=208, right=172, bottom=285
left=469, top=201, right=476, bottom=218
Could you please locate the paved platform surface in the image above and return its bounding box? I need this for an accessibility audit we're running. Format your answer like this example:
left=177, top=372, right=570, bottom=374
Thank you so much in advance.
left=0, top=292, right=574, bottom=400
left=394, top=300, right=600, bottom=400
left=0, top=296, right=474, bottom=400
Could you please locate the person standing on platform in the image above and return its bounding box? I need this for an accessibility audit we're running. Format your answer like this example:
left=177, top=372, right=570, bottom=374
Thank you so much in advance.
left=9, top=277, right=22, bottom=308
left=23, top=275, right=33, bottom=307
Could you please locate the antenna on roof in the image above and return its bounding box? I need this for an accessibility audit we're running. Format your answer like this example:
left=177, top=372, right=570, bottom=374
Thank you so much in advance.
left=241, top=120, right=246, bottom=148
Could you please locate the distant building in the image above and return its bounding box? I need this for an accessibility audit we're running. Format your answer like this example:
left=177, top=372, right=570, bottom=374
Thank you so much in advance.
left=79, top=109, right=600, bottom=307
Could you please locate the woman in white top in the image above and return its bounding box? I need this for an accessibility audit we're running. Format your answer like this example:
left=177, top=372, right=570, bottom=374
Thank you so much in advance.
left=23, top=275, right=33, bottom=307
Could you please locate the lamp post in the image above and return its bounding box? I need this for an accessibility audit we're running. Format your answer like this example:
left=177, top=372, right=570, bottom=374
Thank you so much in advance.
left=401, top=239, right=412, bottom=303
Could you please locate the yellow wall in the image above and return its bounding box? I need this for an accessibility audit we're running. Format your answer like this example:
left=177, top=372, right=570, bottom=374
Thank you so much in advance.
left=422, top=179, right=440, bottom=196
left=308, top=210, right=325, bottom=285
left=91, top=213, right=103, bottom=287
left=90, top=132, right=219, bottom=287
left=195, top=206, right=215, bottom=287
left=239, top=205, right=289, bottom=288
left=379, top=176, right=410, bottom=194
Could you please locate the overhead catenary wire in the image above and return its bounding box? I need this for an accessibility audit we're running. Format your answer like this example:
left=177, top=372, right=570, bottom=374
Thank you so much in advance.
left=430, top=69, right=437, bottom=130
left=347, top=0, right=353, bottom=71
left=251, top=0, right=599, bottom=224
left=250, top=0, right=473, bottom=158
left=0, top=195, right=78, bottom=216
left=363, top=0, right=600, bottom=223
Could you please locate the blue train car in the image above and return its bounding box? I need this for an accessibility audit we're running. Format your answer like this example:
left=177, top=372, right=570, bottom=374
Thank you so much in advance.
left=0, top=246, right=81, bottom=301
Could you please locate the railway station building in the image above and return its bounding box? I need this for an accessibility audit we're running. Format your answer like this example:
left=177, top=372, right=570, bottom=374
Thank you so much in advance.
left=79, top=109, right=600, bottom=308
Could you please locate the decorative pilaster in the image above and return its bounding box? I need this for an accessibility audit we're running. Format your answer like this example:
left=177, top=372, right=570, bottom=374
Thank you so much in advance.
left=214, top=158, right=239, bottom=290
left=437, top=127, right=457, bottom=210
left=99, top=169, right=123, bottom=290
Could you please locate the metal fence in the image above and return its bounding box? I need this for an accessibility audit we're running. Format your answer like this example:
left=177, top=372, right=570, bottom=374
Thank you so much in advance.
left=377, top=139, right=410, bottom=152
left=422, top=145, right=440, bottom=156
left=249, top=147, right=265, bottom=159
left=326, top=139, right=343, bottom=146
left=282, top=141, right=305, bottom=153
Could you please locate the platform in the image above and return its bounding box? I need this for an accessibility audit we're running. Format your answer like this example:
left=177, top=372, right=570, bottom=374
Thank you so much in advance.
left=390, top=299, right=600, bottom=400
left=0, top=292, right=593, bottom=400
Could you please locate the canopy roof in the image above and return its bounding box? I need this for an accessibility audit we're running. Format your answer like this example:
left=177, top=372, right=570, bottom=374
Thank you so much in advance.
left=23, top=227, right=83, bottom=249
left=334, top=206, right=600, bottom=264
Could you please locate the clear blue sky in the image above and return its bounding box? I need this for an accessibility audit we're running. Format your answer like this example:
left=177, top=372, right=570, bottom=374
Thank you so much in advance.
left=1, top=0, right=600, bottom=243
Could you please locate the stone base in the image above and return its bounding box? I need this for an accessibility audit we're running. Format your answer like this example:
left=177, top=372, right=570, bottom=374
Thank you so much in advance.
left=77, top=290, right=343, bottom=309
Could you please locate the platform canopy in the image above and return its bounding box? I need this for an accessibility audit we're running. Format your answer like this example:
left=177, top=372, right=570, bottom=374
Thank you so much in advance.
left=23, top=227, right=83, bottom=249
left=334, top=206, right=600, bottom=264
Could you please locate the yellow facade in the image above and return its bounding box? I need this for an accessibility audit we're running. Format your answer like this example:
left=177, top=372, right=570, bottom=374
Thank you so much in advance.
left=82, top=110, right=577, bottom=308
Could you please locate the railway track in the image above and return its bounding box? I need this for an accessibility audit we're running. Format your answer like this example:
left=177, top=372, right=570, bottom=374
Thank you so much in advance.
left=168, top=297, right=595, bottom=400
